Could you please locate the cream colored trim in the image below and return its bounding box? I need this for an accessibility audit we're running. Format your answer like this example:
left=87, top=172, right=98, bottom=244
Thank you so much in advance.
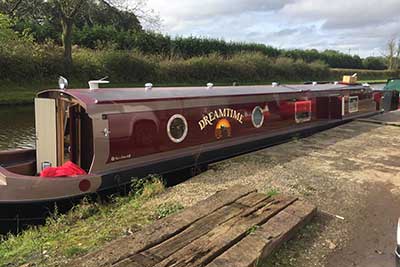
left=35, top=98, right=57, bottom=173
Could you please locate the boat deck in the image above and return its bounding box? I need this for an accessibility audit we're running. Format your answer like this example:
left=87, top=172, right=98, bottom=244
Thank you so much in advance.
left=71, top=185, right=316, bottom=267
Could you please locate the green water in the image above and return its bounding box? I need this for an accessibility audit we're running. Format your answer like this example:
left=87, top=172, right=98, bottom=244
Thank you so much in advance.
left=0, top=105, right=35, bottom=150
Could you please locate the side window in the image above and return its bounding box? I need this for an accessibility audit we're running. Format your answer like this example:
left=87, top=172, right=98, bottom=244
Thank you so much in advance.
left=295, top=101, right=312, bottom=123
left=349, top=96, right=359, bottom=113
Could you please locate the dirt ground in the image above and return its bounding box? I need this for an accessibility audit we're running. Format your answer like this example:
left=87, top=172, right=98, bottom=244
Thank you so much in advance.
left=144, top=119, right=400, bottom=267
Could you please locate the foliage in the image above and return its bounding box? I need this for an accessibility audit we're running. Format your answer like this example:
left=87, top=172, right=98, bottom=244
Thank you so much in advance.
left=1, top=0, right=396, bottom=71
left=362, top=57, right=387, bottom=70
left=0, top=13, right=395, bottom=91
left=169, top=36, right=280, bottom=58
left=130, top=174, right=165, bottom=199
left=266, top=188, right=279, bottom=198
left=246, top=225, right=260, bottom=235
left=385, top=38, right=400, bottom=70
left=281, top=49, right=364, bottom=69
left=0, top=176, right=166, bottom=267
left=19, top=25, right=389, bottom=70
left=158, top=53, right=329, bottom=84
left=0, top=13, right=33, bottom=49
left=153, top=202, right=184, bottom=220
left=1, top=1, right=393, bottom=71
left=0, top=0, right=146, bottom=68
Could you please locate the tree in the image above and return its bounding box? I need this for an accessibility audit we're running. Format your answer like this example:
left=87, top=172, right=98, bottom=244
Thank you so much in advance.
left=385, top=38, right=400, bottom=70
left=396, top=41, right=400, bottom=70
left=0, top=0, right=82, bottom=69
left=0, top=0, right=45, bottom=19
left=1, top=0, right=158, bottom=71
left=75, top=0, right=142, bottom=31
left=0, top=0, right=22, bottom=17
left=103, top=0, right=160, bottom=30
left=52, top=0, right=87, bottom=70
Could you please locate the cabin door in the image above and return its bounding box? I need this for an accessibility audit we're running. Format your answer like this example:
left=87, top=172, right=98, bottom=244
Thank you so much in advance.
left=35, top=98, right=58, bottom=173
left=69, top=105, right=94, bottom=172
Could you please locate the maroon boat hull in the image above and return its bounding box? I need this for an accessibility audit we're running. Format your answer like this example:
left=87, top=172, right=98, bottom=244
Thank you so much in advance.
left=0, top=84, right=383, bottom=205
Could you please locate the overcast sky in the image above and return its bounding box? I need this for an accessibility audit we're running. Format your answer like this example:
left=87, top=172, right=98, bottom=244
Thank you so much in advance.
left=146, top=0, right=400, bottom=57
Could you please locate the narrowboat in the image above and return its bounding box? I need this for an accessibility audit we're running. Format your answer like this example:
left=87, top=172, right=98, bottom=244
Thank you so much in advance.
left=0, top=76, right=391, bottom=228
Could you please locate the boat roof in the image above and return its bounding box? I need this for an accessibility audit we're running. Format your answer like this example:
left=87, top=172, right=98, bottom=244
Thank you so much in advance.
left=39, top=83, right=369, bottom=108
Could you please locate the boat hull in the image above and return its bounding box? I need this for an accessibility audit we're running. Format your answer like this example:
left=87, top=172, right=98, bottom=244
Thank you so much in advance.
left=1, top=83, right=391, bottom=233
left=0, top=110, right=379, bottom=234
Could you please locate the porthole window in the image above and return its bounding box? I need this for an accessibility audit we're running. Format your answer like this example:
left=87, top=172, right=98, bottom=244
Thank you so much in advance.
left=167, top=114, right=188, bottom=143
left=252, top=106, right=264, bottom=128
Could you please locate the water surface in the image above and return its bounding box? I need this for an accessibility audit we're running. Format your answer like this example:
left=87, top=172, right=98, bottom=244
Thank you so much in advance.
left=0, top=105, right=35, bottom=150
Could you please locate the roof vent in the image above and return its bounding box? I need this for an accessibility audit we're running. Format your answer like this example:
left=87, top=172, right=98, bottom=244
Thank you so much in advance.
left=89, top=77, right=109, bottom=90
left=145, top=83, right=153, bottom=91
left=207, top=83, right=214, bottom=89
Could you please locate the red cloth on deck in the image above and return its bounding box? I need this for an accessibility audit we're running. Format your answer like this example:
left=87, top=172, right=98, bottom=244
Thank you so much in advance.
left=40, top=161, right=87, bottom=177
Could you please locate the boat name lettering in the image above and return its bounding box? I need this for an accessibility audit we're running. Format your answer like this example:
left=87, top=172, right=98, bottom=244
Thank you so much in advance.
left=199, top=108, right=244, bottom=130
left=111, top=154, right=132, bottom=162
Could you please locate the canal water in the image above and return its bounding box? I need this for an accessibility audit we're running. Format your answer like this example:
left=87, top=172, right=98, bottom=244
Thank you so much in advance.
left=0, top=105, right=36, bottom=150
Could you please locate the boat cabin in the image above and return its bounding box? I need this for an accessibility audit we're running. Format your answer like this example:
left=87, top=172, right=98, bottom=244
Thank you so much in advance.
left=0, top=78, right=391, bottom=206
left=32, top=80, right=379, bottom=176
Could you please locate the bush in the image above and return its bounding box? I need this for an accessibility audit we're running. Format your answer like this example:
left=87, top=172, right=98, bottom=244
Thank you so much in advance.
left=73, top=49, right=103, bottom=81
left=100, top=50, right=157, bottom=82
left=11, top=17, right=388, bottom=71
left=0, top=26, right=393, bottom=87
left=363, top=57, right=387, bottom=70
left=157, top=53, right=330, bottom=84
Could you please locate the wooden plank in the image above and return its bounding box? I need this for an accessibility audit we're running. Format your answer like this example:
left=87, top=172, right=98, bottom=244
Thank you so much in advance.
left=235, top=192, right=270, bottom=207
left=115, top=253, right=161, bottom=267
left=146, top=193, right=270, bottom=259
left=70, top=185, right=255, bottom=267
left=139, top=196, right=297, bottom=267
left=115, top=193, right=272, bottom=267
left=207, top=200, right=317, bottom=267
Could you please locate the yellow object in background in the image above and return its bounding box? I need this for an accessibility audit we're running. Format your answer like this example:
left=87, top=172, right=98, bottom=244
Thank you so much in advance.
left=342, top=75, right=358, bottom=84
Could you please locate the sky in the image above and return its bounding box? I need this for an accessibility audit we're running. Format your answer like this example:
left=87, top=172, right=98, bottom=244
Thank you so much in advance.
left=145, top=0, right=400, bottom=57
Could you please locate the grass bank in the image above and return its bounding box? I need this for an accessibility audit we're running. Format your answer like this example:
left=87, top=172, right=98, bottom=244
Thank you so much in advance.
left=0, top=176, right=184, bottom=267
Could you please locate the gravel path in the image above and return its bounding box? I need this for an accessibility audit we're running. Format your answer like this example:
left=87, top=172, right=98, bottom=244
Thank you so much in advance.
left=145, top=120, right=400, bottom=267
